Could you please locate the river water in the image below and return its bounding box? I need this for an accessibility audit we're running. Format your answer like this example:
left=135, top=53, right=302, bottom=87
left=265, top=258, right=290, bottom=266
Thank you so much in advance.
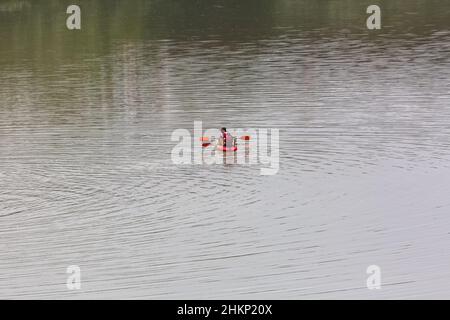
left=1, top=0, right=450, bottom=299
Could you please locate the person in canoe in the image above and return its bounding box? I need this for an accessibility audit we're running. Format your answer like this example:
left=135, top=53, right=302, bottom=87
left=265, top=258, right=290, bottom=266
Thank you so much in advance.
left=218, top=127, right=237, bottom=151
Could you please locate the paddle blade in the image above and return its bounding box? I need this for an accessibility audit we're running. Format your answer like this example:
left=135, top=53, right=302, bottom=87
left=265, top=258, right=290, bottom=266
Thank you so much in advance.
left=240, top=135, right=251, bottom=141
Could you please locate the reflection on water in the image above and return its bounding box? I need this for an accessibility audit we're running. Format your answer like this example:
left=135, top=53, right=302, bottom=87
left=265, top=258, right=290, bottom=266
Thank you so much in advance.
left=1, top=0, right=450, bottom=299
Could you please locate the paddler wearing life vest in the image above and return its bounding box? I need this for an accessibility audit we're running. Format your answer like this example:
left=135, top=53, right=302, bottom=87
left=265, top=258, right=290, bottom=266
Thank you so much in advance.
left=219, top=127, right=236, bottom=148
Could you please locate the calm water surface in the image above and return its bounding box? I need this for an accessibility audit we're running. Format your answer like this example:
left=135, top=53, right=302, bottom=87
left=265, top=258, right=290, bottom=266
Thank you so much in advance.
left=1, top=0, right=450, bottom=298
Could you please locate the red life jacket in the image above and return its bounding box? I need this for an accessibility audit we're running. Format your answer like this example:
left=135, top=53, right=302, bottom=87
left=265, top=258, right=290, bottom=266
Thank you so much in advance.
left=222, top=132, right=232, bottom=147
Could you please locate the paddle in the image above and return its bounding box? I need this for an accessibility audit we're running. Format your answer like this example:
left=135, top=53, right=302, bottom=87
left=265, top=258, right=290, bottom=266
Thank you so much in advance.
left=200, top=135, right=250, bottom=143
